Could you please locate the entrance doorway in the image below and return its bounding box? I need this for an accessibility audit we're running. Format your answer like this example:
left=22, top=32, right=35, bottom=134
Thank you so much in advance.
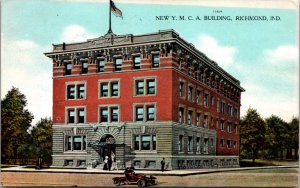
left=99, top=134, right=116, bottom=161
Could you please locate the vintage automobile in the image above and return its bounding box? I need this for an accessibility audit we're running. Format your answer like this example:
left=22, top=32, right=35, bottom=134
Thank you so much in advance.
left=112, top=167, right=156, bottom=187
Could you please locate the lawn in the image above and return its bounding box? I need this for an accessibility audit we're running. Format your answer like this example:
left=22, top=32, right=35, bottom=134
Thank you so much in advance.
left=240, top=159, right=299, bottom=167
left=1, top=164, right=18, bottom=169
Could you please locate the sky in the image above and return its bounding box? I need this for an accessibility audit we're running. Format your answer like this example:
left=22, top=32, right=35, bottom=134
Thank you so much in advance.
left=1, top=0, right=299, bottom=125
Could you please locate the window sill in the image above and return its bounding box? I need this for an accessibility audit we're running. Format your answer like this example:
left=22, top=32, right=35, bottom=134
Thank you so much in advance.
left=64, top=151, right=87, bottom=154
left=66, top=123, right=87, bottom=125
left=99, top=96, right=120, bottom=99
left=134, top=120, right=156, bottom=123
left=133, top=94, right=157, bottom=97
left=132, top=151, right=157, bottom=154
left=66, top=98, right=87, bottom=101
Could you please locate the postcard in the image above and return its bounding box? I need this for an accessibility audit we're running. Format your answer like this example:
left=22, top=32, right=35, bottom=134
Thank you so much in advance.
left=1, top=0, right=298, bottom=187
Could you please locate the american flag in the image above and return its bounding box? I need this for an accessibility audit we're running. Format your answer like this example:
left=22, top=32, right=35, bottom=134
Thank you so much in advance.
left=111, top=0, right=123, bottom=19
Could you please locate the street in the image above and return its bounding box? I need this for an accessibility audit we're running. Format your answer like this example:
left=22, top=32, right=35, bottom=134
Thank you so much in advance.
left=1, top=167, right=298, bottom=187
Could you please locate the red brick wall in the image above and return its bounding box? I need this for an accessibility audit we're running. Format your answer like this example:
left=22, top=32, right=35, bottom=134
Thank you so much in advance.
left=53, top=69, right=174, bottom=124
left=171, top=70, right=240, bottom=156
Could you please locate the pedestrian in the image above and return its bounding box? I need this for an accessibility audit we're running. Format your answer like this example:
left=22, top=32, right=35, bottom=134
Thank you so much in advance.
left=108, top=157, right=113, bottom=171
left=161, top=157, right=165, bottom=172
left=111, top=157, right=118, bottom=171
left=116, top=160, right=121, bottom=170
left=103, top=156, right=108, bottom=170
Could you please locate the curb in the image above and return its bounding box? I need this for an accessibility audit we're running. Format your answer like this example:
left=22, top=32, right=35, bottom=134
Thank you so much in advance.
left=1, top=165, right=298, bottom=176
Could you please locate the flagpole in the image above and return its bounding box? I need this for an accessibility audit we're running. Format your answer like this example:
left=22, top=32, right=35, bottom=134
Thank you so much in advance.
left=108, top=0, right=112, bottom=34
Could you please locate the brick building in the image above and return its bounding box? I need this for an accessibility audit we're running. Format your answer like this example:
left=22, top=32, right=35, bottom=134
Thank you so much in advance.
left=45, top=29, right=245, bottom=169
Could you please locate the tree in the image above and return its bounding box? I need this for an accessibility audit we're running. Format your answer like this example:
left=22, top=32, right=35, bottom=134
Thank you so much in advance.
left=31, top=118, right=53, bottom=165
left=1, top=87, right=34, bottom=164
left=265, top=115, right=289, bottom=160
left=240, top=108, right=265, bottom=163
left=288, top=117, right=299, bottom=159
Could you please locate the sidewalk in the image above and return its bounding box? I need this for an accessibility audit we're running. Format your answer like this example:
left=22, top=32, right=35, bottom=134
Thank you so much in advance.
left=1, top=165, right=298, bottom=176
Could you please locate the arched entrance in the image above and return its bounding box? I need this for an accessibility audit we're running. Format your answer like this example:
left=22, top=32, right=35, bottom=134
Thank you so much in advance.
left=99, top=134, right=116, bottom=161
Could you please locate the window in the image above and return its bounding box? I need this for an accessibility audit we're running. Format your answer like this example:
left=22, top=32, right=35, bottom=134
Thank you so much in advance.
left=134, top=104, right=156, bottom=122
left=136, top=107, right=144, bottom=121
left=178, top=135, right=183, bottom=152
left=152, top=135, right=156, bottom=150
left=234, top=108, right=239, bottom=118
left=188, top=110, right=193, bottom=125
left=135, top=78, right=156, bottom=96
left=67, top=136, right=72, bottom=150
left=99, top=80, right=120, bottom=98
left=99, top=106, right=119, bottom=123
left=97, top=59, right=105, bottom=72
left=136, top=81, right=144, bottom=95
left=147, top=106, right=155, bottom=121
left=217, top=99, right=220, bottom=112
left=152, top=54, right=159, bottom=68
left=233, top=141, right=237, bottom=148
left=67, top=108, right=85, bottom=124
left=73, top=136, right=82, bottom=150
left=220, top=120, right=225, bottom=130
left=100, top=83, right=108, bottom=97
left=111, top=83, right=119, bottom=97
left=196, top=90, right=201, bottom=104
left=67, top=83, right=86, bottom=100
left=220, top=139, right=225, bottom=147
left=111, top=108, right=119, bottom=122
left=65, top=135, right=86, bottom=151
left=77, top=84, right=85, bottom=99
left=216, top=119, right=219, bottom=128
left=78, top=160, right=86, bottom=167
left=100, top=108, right=108, bottom=122
left=114, top=57, right=122, bottom=71
left=134, top=135, right=140, bottom=150
left=196, top=137, right=200, bottom=153
left=196, top=113, right=200, bottom=126
left=147, top=80, right=155, bottom=94
left=227, top=123, right=231, bottom=132
left=203, top=115, right=208, bottom=128
left=228, top=105, right=233, bottom=116
left=211, top=96, right=214, bottom=105
left=66, top=63, right=72, bottom=75
left=179, top=82, right=185, bottom=97
left=78, top=109, right=85, bottom=123
left=68, top=109, right=75, bottom=123
left=67, top=85, right=75, bottom=99
left=178, top=107, right=184, bottom=123
left=221, top=102, right=226, bottom=114
left=234, top=124, right=237, bottom=133
left=65, top=160, right=73, bottom=166
left=188, top=86, right=193, bottom=101
left=204, top=93, right=209, bottom=106
left=188, top=136, right=193, bottom=152
left=227, top=140, right=231, bottom=148
left=133, top=56, right=141, bottom=69
left=81, top=61, right=88, bottom=74
left=146, top=161, right=156, bottom=168
left=203, top=138, right=208, bottom=154
left=134, top=135, right=156, bottom=151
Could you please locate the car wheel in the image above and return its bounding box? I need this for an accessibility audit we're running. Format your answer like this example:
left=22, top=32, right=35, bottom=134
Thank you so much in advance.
left=116, top=180, right=121, bottom=186
left=138, top=180, right=146, bottom=187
